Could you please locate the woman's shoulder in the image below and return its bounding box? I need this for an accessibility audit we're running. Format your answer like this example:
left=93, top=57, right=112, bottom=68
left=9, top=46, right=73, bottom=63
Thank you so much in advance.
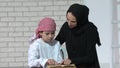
left=82, top=22, right=98, bottom=33
left=88, top=22, right=98, bottom=30
left=61, top=22, right=68, bottom=28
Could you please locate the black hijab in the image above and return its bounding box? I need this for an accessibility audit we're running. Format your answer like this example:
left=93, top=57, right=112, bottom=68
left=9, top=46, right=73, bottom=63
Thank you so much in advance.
left=67, top=3, right=89, bottom=28
left=66, top=3, right=101, bottom=46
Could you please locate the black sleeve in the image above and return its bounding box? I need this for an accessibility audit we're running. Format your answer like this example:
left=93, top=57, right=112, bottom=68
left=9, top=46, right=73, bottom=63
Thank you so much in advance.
left=71, top=28, right=100, bottom=65
left=55, top=23, right=66, bottom=45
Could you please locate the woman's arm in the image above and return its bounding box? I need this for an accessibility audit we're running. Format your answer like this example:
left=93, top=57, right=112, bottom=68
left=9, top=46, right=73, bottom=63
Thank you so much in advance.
left=55, top=23, right=66, bottom=44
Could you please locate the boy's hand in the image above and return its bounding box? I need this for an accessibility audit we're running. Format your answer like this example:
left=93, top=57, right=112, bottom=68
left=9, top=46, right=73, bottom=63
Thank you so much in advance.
left=47, top=59, right=58, bottom=65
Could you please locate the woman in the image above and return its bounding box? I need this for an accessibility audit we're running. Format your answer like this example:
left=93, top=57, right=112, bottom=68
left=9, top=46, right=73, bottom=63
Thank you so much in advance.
left=55, top=3, right=101, bottom=68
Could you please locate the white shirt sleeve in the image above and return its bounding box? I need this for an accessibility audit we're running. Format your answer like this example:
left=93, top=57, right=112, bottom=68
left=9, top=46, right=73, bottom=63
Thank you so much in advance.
left=56, top=42, right=64, bottom=63
left=29, top=32, right=36, bottom=44
left=28, top=43, right=48, bottom=68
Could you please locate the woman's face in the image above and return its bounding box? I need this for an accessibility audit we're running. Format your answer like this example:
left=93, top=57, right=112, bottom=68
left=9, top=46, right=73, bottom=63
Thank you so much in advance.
left=66, top=12, right=77, bottom=29
left=40, top=31, right=55, bottom=43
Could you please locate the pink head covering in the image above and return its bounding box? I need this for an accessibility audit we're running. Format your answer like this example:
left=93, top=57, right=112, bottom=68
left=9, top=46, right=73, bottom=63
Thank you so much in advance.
left=35, top=17, right=56, bottom=39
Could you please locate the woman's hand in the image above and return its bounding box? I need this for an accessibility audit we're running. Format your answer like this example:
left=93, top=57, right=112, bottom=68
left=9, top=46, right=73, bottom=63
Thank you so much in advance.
left=47, top=59, right=58, bottom=65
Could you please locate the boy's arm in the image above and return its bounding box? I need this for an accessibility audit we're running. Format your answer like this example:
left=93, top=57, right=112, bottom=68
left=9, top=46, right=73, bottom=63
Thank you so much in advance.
left=57, top=42, right=64, bottom=63
left=28, top=43, right=48, bottom=68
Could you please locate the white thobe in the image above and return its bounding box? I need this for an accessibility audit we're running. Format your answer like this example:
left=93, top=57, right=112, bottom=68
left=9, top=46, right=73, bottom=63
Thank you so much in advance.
left=28, top=38, right=63, bottom=68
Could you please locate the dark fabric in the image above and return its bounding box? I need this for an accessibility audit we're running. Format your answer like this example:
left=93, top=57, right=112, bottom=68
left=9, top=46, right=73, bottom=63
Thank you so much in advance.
left=55, top=3, right=101, bottom=68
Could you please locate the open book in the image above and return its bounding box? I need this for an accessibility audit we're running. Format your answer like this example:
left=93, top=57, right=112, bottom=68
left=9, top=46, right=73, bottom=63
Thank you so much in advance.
left=47, top=64, right=76, bottom=68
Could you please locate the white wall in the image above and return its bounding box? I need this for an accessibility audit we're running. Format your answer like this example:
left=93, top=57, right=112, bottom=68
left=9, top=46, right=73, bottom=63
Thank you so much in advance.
left=0, top=0, right=84, bottom=68
left=0, top=0, right=113, bottom=68
left=84, top=0, right=112, bottom=68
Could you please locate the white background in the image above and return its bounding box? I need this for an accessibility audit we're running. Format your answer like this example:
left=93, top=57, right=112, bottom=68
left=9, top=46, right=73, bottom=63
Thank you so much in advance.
left=84, top=0, right=112, bottom=68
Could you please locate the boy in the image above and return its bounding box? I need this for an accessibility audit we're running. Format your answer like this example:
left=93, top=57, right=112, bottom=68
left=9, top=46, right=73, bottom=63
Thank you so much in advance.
left=28, top=17, right=63, bottom=68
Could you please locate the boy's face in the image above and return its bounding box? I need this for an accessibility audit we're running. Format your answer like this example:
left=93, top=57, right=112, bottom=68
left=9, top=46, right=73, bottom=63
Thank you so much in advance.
left=40, top=31, right=55, bottom=43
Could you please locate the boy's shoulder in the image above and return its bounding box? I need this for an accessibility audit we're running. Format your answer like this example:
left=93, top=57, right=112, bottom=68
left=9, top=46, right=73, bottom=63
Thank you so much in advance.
left=52, top=39, right=58, bottom=43
left=32, top=39, right=61, bottom=47
left=31, top=38, right=41, bottom=45
left=51, top=40, right=61, bottom=45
